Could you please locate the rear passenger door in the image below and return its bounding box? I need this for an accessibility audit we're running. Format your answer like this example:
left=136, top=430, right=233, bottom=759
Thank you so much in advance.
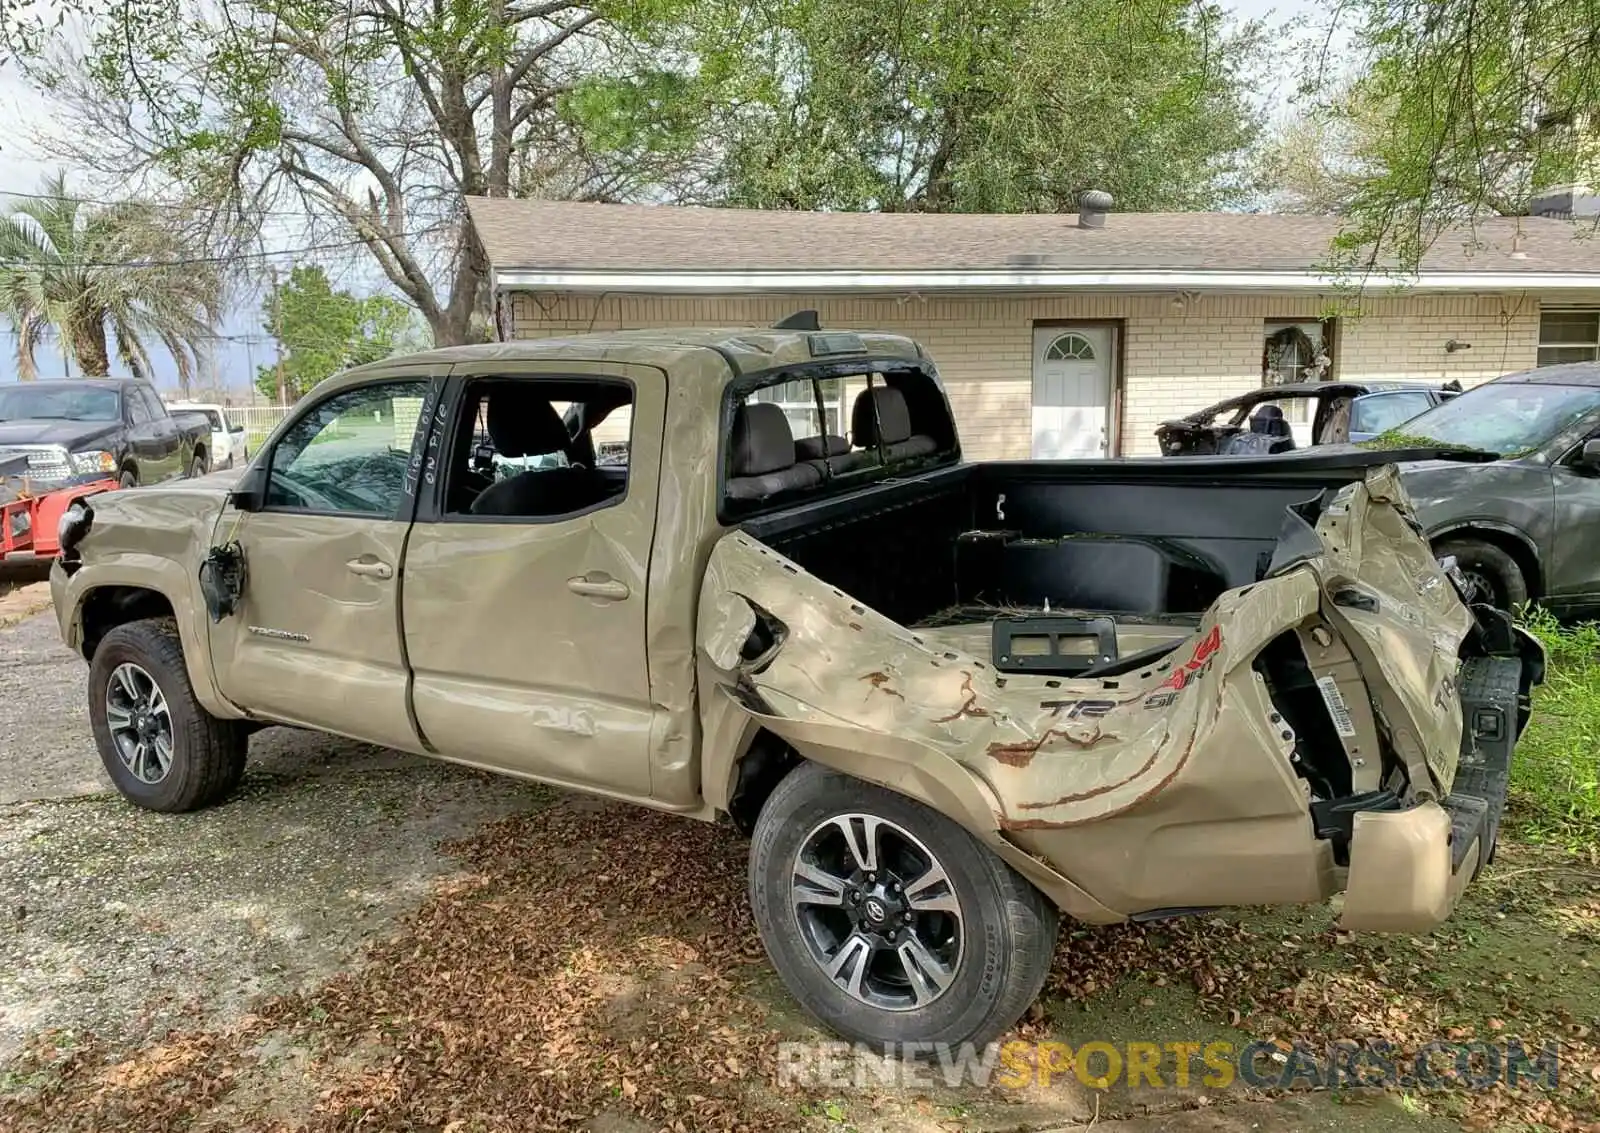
left=123, top=388, right=170, bottom=483
left=400, top=361, right=665, bottom=800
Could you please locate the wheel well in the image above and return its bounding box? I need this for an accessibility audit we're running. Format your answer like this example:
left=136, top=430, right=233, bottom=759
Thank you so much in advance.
left=80, top=586, right=175, bottom=660
left=1432, top=528, right=1543, bottom=599
left=726, top=729, right=802, bottom=835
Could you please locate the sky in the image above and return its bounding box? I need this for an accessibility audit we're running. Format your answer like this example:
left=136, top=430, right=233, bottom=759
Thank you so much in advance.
left=0, top=0, right=1342, bottom=398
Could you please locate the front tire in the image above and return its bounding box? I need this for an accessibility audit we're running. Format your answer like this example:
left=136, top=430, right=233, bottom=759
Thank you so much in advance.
left=88, top=619, right=247, bottom=813
left=189, top=452, right=209, bottom=478
left=749, top=762, right=1059, bottom=1048
left=1435, top=537, right=1528, bottom=610
left=118, top=468, right=137, bottom=489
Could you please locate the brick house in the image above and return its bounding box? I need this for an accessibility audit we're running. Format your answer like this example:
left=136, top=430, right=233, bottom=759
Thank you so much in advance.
left=465, top=196, right=1600, bottom=459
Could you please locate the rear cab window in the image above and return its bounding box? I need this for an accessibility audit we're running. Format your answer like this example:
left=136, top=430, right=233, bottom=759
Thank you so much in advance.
left=719, top=351, right=959, bottom=520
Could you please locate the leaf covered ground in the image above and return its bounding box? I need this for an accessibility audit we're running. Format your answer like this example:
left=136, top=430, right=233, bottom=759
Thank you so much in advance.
left=2, top=795, right=1596, bottom=1133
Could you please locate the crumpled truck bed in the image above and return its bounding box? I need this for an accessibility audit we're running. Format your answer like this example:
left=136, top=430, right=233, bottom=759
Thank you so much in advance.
left=701, top=533, right=1316, bottom=830
left=697, top=466, right=1480, bottom=924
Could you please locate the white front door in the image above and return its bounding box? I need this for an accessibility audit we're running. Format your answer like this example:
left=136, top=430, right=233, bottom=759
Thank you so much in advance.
left=1031, top=325, right=1115, bottom=458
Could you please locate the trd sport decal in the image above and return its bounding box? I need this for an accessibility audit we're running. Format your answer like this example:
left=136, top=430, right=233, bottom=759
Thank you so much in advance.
left=1142, top=626, right=1222, bottom=709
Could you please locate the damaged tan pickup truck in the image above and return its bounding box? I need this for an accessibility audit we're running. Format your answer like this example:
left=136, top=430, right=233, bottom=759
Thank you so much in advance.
left=50, top=323, right=1544, bottom=1049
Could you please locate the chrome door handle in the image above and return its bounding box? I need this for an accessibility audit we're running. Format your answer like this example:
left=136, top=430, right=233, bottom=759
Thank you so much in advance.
left=567, top=574, right=630, bottom=601
left=346, top=557, right=393, bottom=579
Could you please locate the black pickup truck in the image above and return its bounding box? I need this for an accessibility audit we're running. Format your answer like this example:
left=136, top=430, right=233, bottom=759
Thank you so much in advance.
left=0, top=378, right=213, bottom=488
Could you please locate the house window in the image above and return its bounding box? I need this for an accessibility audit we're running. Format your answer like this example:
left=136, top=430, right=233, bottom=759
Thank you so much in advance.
left=1262, top=319, right=1335, bottom=427
left=752, top=377, right=846, bottom=437
left=1263, top=320, right=1335, bottom=386
left=1044, top=333, right=1097, bottom=361
left=1537, top=310, right=1600, bottom=365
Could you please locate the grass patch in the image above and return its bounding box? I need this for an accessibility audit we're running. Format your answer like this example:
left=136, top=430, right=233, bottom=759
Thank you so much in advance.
left=1508, top=608, right=1600, bottom=849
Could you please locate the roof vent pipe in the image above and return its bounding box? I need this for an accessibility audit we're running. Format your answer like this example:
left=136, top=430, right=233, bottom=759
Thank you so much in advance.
left=1078, top=190, right=1114, bottom=228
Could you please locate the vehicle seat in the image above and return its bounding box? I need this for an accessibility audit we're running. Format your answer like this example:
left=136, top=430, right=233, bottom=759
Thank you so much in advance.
left=1249, top=405, right=1295, bottom=453
left=795, top=434, right=850, bottom=461
left=725, top=404, right=824, bottom=500
left=795, top=433, right=849, bottom=479
left=849, top=387, right=938, bottom=462
left=469, top=389, right=614, bottom=517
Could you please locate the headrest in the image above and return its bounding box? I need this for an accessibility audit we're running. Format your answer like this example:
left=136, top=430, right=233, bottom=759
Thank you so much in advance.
left=851, top=386, right=913, bottom=448
left=731, top=403, right=796, bottom=476
left=486, top=388, right=573, bottom=459
left=1249, top=405, right=1287, bottom=435
left=795, top=434, right=850, bottom=461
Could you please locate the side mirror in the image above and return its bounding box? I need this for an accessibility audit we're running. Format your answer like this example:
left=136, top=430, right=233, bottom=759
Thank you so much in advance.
left=229, top=464, right=267, bottom=512
left=230, top=424, right=245, bottom=434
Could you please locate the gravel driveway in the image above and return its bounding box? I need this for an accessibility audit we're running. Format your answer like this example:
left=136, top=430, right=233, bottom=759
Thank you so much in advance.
left=0, top=609, right=548, bottom=1064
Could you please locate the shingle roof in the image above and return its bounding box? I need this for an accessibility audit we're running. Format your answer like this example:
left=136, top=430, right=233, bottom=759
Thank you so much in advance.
left=466, top=197, right=1600, bottom=276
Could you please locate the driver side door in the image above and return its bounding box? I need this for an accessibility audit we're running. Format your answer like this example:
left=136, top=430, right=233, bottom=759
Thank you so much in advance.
left=207, top=376, right=435, bottom=750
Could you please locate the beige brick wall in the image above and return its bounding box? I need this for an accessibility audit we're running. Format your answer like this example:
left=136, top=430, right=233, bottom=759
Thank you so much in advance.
left=504, top=290, right=1545, bottom=459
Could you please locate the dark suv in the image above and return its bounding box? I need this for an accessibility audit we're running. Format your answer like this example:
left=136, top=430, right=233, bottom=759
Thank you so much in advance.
left=1383, top=363, right=1600, bottom=616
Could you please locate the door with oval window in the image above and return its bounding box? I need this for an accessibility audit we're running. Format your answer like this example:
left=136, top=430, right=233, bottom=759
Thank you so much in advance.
left=1031, top=325, right=1115, bottom=459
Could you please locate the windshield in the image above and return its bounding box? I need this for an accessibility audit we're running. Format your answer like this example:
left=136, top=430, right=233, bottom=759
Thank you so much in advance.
left=1379, top=382, right=1600, bottom=456
left=0, top=385, right=121, bottom=423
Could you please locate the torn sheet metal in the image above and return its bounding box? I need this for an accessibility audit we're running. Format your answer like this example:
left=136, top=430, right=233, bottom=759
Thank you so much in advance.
left=699, top=533, right=1320, bottom=831
left=1311, top=466, right=1473, bottom=795
left=699, top=465, right=1473, bottom=834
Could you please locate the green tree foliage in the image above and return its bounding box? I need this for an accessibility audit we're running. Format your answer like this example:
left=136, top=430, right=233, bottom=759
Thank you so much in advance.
left=1311, top=0, right=1600, bottom=271
left=0, top=172, right=221, bottom=387
left=569, top=0, right=1267, bottom=212
left=256, top=266, right=417, bottom=402
left=8, top=0, right=690, bottom=348
left=5, top=0, right=1268, bottom=346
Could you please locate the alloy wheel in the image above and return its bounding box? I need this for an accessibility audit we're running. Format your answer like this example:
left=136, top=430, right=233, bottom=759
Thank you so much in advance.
left=790, top=813, right=964, bottom=1011
left=104, top=662, right=175, bottom=784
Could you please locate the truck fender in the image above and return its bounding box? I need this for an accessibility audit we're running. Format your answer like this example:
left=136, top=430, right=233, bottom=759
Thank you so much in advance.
left=61, top=556, right=240, bottom=720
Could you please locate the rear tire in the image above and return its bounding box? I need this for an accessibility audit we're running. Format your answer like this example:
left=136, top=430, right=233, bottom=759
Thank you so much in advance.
left=87, top=618, right=247, bottom=813
left=749, top=762, right=1059, bottom=1049
left=1435, top=537, right=1528, bottom=610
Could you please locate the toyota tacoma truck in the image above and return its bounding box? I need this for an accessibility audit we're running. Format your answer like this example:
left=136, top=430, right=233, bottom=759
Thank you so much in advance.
left=48, top=324, right=1544, bottom=1050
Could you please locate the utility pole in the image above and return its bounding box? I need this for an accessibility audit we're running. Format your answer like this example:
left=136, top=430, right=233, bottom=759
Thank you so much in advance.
left=269, top=264, right=288, bottom=406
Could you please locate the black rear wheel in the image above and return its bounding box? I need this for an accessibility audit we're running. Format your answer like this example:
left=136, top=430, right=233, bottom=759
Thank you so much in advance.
left=749, top=762, right=1059, bottom=1048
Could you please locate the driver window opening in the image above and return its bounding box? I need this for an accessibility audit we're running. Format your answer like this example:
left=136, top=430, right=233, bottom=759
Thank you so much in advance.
left=265, top=381, right=429, bottom=515
left=443, top=376, right=633, bottom=519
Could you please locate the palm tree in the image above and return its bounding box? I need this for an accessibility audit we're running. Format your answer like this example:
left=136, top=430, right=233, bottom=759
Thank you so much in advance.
left=0, top=172, right=223, bottom=389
